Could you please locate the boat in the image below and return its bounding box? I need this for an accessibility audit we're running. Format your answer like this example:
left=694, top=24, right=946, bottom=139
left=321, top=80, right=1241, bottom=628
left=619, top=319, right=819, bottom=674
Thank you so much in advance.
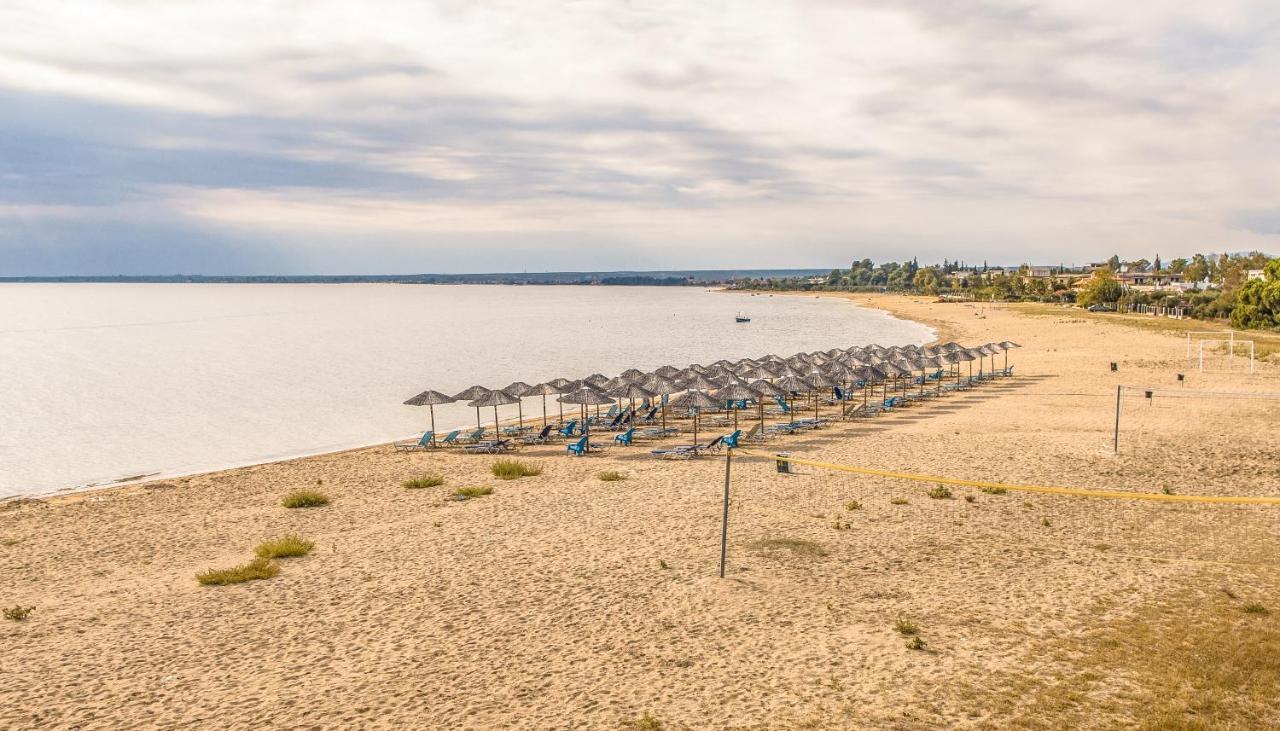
left=735, top=312, right=751, bottom=323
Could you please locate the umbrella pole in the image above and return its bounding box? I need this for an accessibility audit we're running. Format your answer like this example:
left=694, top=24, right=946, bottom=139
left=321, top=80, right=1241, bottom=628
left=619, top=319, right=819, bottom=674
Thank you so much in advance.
left=430, top=405, right=437, bottom=445
left=542, top=394, right=548, bottom=428
left=693, top=410, right=699, bottom=446
left=494, top=405, right=500, bottom=438
left=517, top=400, right=524, bottom=430
left=476, top=407, right=482, bottom=432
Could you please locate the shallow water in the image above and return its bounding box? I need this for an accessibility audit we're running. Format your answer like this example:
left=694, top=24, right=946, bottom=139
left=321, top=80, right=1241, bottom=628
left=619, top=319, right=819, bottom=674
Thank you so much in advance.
left=0, top=284, right=932, bottom=496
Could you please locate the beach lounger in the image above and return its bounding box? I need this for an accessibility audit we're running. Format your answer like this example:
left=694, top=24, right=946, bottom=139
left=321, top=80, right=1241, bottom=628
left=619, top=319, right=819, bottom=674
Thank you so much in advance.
left=742, top=423, right=768, bottom=443
left=463, top=439, right=514, bottom=454
left=614, top=428, right=636, bottom=446
left=557, top=420, right=578, bottom=438
left=566, top=436, right=605, bottom=456
left=458, top=427, right=486, bottom=444
left=650, top=435, right=724, bottom=459
left=521, top=425, right=554, bottom=445
left=437, top=430, right=461, bottom=447
left=722, top=429, right=742, bottom=449
left=638, top=407, right=659, bottom=424
left=393, top=431, right=434, bottom=451
left=641, top=426, right=680, bottom=438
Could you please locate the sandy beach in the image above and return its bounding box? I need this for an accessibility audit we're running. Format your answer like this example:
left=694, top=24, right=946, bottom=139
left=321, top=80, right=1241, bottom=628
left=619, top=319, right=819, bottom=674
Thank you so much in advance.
left=2, top=295, right=1278, bottom=729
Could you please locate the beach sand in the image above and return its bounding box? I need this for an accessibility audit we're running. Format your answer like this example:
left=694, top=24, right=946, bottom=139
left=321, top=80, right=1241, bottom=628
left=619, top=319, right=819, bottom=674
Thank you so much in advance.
left=2, top=295, right=1278, bottom=729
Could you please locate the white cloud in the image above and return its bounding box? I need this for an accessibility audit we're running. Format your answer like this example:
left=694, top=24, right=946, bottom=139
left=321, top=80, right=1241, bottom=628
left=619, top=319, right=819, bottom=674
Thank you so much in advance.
left=1, top=0, right=1278, bottom=274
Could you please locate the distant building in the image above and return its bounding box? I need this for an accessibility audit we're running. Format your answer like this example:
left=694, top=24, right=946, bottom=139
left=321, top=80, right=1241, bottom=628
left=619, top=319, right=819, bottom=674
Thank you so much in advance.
left=1027, top=266, right=1056, bottom=279
left=1247, top=269, right=1266, bottom=281
left=1118, top=271, right=1184, bottom=291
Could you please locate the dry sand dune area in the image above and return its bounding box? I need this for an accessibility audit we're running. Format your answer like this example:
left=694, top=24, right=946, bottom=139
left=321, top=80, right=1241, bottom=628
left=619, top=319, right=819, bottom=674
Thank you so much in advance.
left=2, top=295, right=1278, bottom=729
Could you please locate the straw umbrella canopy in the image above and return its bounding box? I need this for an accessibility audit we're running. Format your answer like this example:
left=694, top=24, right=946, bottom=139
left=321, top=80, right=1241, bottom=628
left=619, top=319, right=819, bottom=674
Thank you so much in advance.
left=453, top=385, right=493, bottom=431
left=619, top=368, right=646, bottom=382
left=803, top=371, right=838, bottom=420
left=998, top=341, right=1021, bottom=370
left=713, top=382, right=757, bottom=430
left=402, top=389, right=456, bottom=445
left=671, top=389, right=719, bottom=446
left=558, top=386, right=614, bottom=442
left=774, top=375, right=810, bottom=423
left=653, top=365, right=681, bottom=378
left=607, top=382, right=658, bottom=424
left=643, top=374, right=678, bottom=432
left=524, top=382, right=562, bottom=428
left=748, top=378, right=787, bottom=430
left=678, top=372, right=719, bottom=391
left=502, top=382, right=534, bottom=430
left=468, top=389, right=517, bottom=440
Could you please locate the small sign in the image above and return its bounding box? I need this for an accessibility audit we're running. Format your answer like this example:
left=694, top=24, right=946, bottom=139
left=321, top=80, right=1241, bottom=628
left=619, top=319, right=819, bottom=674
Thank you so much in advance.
left=1110, top=362, right=1118, bottom=371
left=776, top=453, right=791, bottom=474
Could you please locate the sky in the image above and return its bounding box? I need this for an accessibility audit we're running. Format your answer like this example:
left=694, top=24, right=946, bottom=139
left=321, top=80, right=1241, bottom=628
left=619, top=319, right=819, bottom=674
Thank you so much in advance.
left=2, top=1, right=1279, bottom=275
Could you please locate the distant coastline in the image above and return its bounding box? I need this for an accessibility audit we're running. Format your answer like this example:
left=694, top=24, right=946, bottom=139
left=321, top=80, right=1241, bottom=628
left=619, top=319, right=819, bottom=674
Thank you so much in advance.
left=0, top=268, right=829, bottom=286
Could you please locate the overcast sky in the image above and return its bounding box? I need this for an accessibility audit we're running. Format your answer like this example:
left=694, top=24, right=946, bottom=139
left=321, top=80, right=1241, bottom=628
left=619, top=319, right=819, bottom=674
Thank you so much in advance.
left=2, top=1, right=1278, bottom=275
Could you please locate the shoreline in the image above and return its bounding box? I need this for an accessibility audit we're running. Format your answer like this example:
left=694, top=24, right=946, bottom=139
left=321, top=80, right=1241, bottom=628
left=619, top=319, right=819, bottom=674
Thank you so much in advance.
left=9, top=291, right=937, bottom=505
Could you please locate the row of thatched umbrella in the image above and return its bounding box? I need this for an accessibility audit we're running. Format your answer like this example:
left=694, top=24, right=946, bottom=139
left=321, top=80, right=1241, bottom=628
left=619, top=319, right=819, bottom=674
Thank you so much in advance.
left=402, top=341, right=1021, bottom=444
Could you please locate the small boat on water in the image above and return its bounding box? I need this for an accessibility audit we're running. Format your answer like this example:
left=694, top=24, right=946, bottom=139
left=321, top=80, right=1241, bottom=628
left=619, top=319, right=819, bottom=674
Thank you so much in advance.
left=735, top=312, right=751, bottom=323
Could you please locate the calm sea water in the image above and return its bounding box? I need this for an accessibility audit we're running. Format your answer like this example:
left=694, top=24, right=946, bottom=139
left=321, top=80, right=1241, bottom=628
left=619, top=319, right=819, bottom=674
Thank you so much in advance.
left=0, top=284, right=932, bottom=497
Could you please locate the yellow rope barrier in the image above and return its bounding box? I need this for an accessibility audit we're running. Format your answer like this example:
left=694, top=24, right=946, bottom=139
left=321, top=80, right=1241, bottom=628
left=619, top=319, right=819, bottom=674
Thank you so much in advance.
left=731, top=448, right=1280, bottom=506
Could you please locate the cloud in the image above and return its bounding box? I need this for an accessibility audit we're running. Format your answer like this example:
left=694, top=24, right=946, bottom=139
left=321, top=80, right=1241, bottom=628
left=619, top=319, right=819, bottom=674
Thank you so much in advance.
left=1, top=0, right=1279, bottom=274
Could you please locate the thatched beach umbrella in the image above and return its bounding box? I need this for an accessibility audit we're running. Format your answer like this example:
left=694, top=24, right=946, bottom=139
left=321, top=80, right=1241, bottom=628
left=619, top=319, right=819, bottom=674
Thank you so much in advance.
left=469, top=389, right=518, bottom=439
left=525, top=382, right=562, bottom=428
left=558, top=386, right=615, bottom=442
left=713, top=382, right=756, bottom=431
left=678, top=372, right=719, bottom=391
left=671, top=389, right=719, bottom=446
left=643, top=374, right=678, bottom=432
left=454, top=385, right=493, bottom=431
left=503, top=382, right=534, bottom=430
left=749, top=378, right=786, bottom=430
left=654, top=365, right=681, bottom=378
left=403, top=389, right=456, bottom=445
left=774, top=375, right=810, bottom=423
left=607, top=382, right=658, bottom=423
left=998, top=341, right=1021, bottom=371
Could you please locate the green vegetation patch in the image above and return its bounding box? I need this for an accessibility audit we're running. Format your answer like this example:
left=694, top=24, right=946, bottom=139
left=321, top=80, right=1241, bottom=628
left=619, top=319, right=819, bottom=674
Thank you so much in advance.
left=196, top=557, right=280, bottom=586
left=597, top=470, right=627, bottom=482
left=254, top=535, right=314, bottom=559
left=403, top=475, right=445, bottom=489
left=490, top=459, right=543, bottom=480
left=282, top=489, right=329, bottom=508
left=3, top=606, right=34, bottom=622
left=453, top=486, right=494, bottom=500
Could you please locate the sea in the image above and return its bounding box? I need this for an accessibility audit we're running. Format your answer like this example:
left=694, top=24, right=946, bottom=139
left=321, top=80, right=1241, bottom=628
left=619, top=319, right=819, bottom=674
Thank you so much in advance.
left=0, top=284, right=933, bottom=497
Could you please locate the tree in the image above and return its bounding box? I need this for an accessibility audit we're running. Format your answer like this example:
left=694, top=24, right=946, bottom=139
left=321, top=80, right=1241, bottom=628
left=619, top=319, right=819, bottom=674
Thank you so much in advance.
left=1185, top=254, right=1208, bottom=284
left=1154, top=254, right=1162, bottom=272
left=1078, top=269, right=1124, bottom=307
left=912, top=267, right=943, bottom=295
left=1230, top=259, right=1280, bottom=330
left=1106, top=255, right=1121, bottom=272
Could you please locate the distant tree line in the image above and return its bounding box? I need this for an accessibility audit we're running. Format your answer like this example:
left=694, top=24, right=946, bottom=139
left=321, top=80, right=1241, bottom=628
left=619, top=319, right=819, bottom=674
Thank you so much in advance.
left=729, top=251, right=1280, bottom=331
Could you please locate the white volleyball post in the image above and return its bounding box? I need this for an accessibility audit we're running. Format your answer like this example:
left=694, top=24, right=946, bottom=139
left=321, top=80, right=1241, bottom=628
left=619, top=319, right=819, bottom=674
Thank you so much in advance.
left=1198, top=338, right=1255, bottom=373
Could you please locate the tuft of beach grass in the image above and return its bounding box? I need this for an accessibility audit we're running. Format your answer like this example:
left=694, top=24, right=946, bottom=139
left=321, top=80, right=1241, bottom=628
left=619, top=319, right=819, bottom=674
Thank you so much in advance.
left=490, top=459, right=542, bottom=480
left=403, top=475, right=445, bottom=489
left=282, top=489, right=329, bottom=508
left=254, top=535, right=314, bottom=559
left=196, top=557, right=280, bottom=586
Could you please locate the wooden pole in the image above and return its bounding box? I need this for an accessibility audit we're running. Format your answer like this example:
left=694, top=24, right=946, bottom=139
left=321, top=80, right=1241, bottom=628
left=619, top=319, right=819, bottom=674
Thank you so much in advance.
left=719, top=449, right=732, bottom=579
left=1113, top=385, right=1122, bottom=454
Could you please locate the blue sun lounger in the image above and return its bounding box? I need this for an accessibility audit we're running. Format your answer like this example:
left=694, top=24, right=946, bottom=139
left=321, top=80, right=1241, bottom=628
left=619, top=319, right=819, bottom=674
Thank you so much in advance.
left=394, top=431, right=435, bottom=451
